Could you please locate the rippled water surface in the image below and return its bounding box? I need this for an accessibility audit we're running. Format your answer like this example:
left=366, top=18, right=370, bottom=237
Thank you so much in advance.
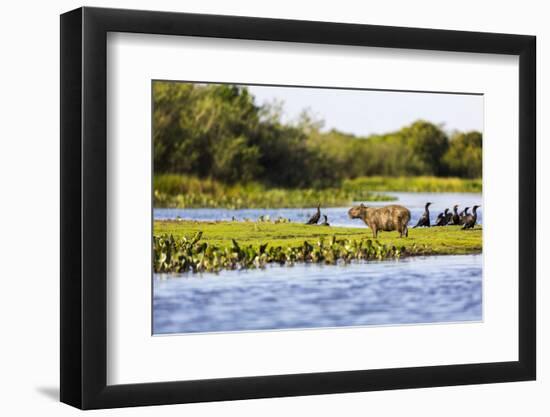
left=154, top=192, right=482, bottom=227
left=154, top=254, right=482, bottom=335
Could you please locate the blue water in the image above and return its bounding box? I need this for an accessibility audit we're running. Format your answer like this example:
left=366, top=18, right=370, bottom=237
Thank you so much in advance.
left=153, top=254, right=482, bottom=335
left=154, top=192, right=482, bottom=228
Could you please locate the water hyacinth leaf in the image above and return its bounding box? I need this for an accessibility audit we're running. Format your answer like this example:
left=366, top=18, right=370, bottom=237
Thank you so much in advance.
left=152, top=229, right=450, bottom=274
left=191, top=231, right=203, bottom=244
left=231, top=239, right=240, bottom=251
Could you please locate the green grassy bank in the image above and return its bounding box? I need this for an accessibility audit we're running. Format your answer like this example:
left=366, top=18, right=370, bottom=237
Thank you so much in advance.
left=153, top=174, right=481, bottom=209
left=343, top=176, right=482, bottom=193
left=154, top=220, right=482, bottom=273
left=153, top=174, right=394, bottom=209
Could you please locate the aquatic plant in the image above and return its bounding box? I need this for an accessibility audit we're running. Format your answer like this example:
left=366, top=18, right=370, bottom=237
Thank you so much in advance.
left=152, top=231, right=440, bottom=273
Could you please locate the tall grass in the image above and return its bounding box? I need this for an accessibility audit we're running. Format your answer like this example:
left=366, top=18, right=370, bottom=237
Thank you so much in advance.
left=154, top=174, right=481, bottom=209
left=343, top=176, right=482, bottom=193
left=154, top=174, right=394, bottom=209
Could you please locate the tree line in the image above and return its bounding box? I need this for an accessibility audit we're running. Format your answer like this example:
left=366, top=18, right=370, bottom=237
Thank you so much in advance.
left=153, top=82, right=482, bottom=189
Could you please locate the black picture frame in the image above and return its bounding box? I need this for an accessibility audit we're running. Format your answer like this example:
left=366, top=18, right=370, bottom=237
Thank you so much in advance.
left=60, top=6, right=536, bottom=410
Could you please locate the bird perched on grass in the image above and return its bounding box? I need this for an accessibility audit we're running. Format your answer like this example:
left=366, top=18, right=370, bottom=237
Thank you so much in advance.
left=451, top=205, right=460, bottom=225
left=306, top=204, right=321, bottom=225
left=462, top=205, right=480, bottom=230
left=321, top=214, right=330, bottom=226
left=459, top=207, right=470, bottom=224
left=445, top=208, right=453, bottom=225
left=413, top=202, right=432, bottom=228
left=435, top=209, right=449, bottom=226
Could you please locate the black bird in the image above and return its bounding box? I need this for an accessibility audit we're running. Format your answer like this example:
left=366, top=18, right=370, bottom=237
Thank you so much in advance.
left=306, top=204, right=321, bottom=225
left=462, top=205, right=480, bottom=230
left=321, top=214, right=330, bottom=226
left=445, top=208, right=453, bottom=225
left=413, top=202, right=432, bottom=228
left=459, top=207, right=470, bottom=225
left=451, top=205, right=460, bottom=225
left=435, top=209, right=449, bottom=226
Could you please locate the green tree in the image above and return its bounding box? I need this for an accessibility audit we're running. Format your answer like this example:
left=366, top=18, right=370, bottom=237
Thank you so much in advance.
left=443, top=131, right=482, bottom=178
left=211, top=136, right=262, bottom=183
left=153, top=82, right=262, bottom=182
left=153, top=81, right=482, bottom=187
left=400, top=120, right=449, bottom=176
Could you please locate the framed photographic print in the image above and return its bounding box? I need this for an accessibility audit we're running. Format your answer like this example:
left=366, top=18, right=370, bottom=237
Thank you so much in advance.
left=60, top=6, right=536, bottom=409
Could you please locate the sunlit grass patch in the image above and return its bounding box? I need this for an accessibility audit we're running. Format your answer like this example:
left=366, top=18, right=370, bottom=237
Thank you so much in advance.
left=153, top=174, right=394, bottom=209
left=343, top=176, right=482, bottom=193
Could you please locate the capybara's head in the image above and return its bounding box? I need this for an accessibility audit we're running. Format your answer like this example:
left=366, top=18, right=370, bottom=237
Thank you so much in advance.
left=348, top=203, right=368, bottom=219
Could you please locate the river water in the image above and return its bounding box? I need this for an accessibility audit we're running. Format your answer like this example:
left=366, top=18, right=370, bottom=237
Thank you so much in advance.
left=153, top=191, right=482, bottom=335
left=154, top=254, right=482, bottom=334
left=154, top=192, right=482, bottom=227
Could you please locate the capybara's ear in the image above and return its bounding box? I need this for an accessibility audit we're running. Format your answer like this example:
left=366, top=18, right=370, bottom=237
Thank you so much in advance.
left=360, top=203, right=365, bottom=208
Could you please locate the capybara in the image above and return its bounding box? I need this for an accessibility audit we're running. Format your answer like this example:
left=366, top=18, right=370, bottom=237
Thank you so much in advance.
left=348, top=203, right=411, bottom=238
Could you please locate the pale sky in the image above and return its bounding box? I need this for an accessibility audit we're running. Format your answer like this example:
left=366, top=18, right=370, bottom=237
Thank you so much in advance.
left=246, top=84, right=484, bottom=137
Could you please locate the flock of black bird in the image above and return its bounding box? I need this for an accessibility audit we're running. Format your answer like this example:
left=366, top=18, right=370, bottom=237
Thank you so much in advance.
left=413, top=202, right=480, bottom=230
left=305, top=202, right=481, bottom=230
left=305, top=204, right=330, bottom=226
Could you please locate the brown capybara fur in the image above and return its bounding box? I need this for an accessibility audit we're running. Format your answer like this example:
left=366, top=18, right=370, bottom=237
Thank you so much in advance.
left=348, top=203, right=411, bottom=238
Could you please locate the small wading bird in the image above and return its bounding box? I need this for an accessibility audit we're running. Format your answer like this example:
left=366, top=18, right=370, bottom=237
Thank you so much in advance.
left=321, top=214, right=330, bottom=226
left=459, top=207, right=470, bottom=225
left=462, top=205, right=480, bottom=230
left=413, top=202, right=432, bottom=228
left=435, top=208, right=449, bottom=226
left=306, top=203, right=321, bottom=225
left=451, top=205, right=461, bottom=225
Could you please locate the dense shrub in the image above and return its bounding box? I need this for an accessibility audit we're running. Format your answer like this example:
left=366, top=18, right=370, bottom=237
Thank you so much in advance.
left=153, top=82, right=483, bottom=187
